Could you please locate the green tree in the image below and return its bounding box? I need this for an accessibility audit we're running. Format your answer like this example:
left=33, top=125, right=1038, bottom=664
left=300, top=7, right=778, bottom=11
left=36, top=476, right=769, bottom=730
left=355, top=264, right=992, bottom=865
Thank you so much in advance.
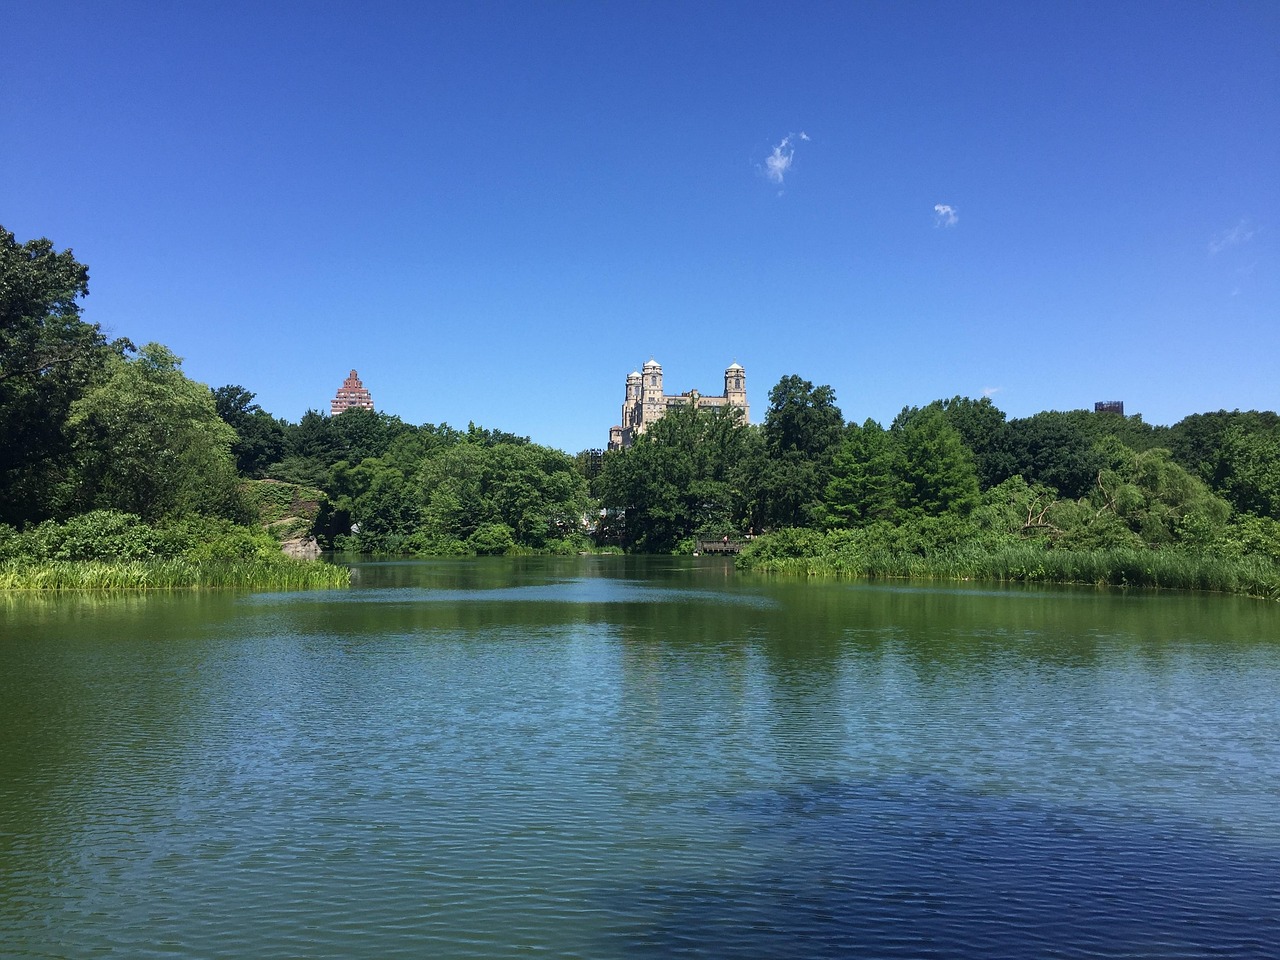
left=1165, top=411, right=1280, bottom=519
left=0, top=227, right=122, bottom=523
left=416, top=441, right=589, bottom=551
left=598, top=404, right=757, bottom=551
left=66, top=343, right=245, bottom=521
left=762, top=375, right=845, bottom=458
left=1210, top=424, right=1280, bottom=519
left=930, top=396, right=1015, bottom=490
left=823, top=410, right=979, bottom=528
left=1004, top=411, right=1103, bottom=499
left=213, top=384, right=286, bottom=476
left=1082, top=438, right=1230, bottom=547
left=822, top=419, right=905, bottom=527
left=748, top=375, right=845, bottom=529
left=894, top=407, right=980, bottom=519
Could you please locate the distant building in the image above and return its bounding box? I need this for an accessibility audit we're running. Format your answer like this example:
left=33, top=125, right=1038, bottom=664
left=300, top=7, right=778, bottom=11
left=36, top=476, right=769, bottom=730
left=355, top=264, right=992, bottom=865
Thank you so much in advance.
left=609, top=359, right=748, bottom=450
left=1094, top=400, right=1125, bottom=415
left=331, top=370, right=374, bottom=415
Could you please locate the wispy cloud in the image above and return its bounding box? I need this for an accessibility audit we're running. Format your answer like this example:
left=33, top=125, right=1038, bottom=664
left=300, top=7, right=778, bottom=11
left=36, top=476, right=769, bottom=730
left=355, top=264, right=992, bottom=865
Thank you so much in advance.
left=934, top=204, right=958, bottom=227
left=763, top=132, right=809, bottom=186
left=1209, top=219, right=1255, bottom=254
left=982, top=386, right=1002, bottom=398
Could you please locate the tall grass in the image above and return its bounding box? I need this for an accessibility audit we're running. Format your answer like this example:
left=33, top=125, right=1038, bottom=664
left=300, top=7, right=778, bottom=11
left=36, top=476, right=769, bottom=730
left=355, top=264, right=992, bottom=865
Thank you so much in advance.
left=739, top=543, right=1280, bottom=601
left=0, top=559, right=350, bottom=592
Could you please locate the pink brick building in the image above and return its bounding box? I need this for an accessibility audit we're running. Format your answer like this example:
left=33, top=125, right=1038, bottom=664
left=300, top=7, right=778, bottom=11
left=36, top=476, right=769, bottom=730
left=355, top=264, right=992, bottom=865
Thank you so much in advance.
left=331, top=370, right=374, bottom=415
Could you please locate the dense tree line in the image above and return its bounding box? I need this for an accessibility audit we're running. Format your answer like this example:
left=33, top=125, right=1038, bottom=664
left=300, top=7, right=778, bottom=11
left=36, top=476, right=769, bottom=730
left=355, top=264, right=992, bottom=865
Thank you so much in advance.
left=4, top=226, right=1278, bottom=572
left=599, top=379, right=1280, bottom=564
left=0, top=228, right=593, bottom=557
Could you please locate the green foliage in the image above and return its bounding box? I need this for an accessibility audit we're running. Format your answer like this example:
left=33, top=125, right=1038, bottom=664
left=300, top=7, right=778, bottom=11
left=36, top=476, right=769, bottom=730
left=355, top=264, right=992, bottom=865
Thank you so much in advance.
left=66, top=343, right=247, bottom=521
left=158, top=516, right=284, bottom=563
left=749, top=375, right=845, bottom=529
left=970, top=475, right=1057, bottom=544
left=1004, top=411, right=1104, bottom=499
left=0, top=510, right=295, bottom=564
left=0, top=558, right=350, bottom=591
left=735, top=526, right=828, bottom=562
left=823, top=409, right=978, bottom=527
left=598, top=404, right=759, bottom=551
left=762, top=375, right=844, bottom=457
left=409, top=441, right=590, bottom=553
left=1085, top=438, right=1230, bottom=547
left=738, top=531, right=1280, bottom=600
left=1207, top=424, right=1280, bottom=519
left=1218, top=515, right=1280, bottom=564
left=1166, top=410, right=1280, bottom=485
left=894, top=407, right=980, bottom=518
left=468, top=521, right=517, bottom=555
left=0, top=226, right=123, bottom=524
left=242, top=478, right=325, bottom=525
left=823, top=419, right=904, bottom=526
left=0, top=510, right=164, bottom=562
left=213, top=384, right=286, bottom=476
left=929, top=396, right=1015, bottom=490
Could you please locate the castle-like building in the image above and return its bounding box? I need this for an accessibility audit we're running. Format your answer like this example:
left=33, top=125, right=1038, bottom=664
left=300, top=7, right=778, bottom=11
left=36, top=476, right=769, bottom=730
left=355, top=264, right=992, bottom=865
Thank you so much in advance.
left=331, top=370, right=374, bottom=415
left=609, top=360, right=748, bottom=450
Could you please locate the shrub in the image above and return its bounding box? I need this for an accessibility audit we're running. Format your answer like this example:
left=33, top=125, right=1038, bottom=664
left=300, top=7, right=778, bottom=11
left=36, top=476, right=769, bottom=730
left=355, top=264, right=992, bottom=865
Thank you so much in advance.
left=467, top=522, right=516, bottom=555
left=17, top=511, right=165, bottom=562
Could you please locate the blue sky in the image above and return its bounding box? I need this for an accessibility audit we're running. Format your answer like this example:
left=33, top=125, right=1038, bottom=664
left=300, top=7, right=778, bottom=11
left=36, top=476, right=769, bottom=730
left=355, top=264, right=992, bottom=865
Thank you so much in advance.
left=4, top=1, right=1277, bottom=452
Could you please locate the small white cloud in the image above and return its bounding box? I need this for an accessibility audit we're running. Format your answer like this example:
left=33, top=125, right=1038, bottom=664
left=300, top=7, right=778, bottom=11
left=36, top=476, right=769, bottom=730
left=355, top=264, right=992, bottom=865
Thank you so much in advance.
left=765, top=141, right=793, bottom=184
left=982, top=386, right=1002, bottom=398
left=763, top=132, right=809, bottom=186
left=934, top=204, right=958, bottom=227
left=1209, top=219, right=1255, bottom=254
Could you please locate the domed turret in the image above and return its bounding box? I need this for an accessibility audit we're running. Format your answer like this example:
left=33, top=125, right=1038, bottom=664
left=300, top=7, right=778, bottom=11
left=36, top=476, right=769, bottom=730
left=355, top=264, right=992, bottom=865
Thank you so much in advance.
left=724, top=361, right=748, bottom=424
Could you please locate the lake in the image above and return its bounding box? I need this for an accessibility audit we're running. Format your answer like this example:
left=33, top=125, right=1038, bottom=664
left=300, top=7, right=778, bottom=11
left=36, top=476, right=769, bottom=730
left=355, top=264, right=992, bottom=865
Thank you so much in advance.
left=2, top=557, right=1278, bottom=958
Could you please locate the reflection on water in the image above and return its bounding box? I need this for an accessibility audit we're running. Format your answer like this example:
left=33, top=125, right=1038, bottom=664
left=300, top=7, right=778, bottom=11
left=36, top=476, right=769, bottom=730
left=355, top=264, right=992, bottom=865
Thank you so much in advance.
left=2, top=557, right=1278, bottom=958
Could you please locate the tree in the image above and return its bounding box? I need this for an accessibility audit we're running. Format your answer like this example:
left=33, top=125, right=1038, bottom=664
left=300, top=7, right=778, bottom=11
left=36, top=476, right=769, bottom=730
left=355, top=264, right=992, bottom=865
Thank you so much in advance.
left=66, top=343, right=245, bottom=521
left=213, top=384, right=286, bottom=476
left=762, top=375, right=845, bottom=458
left=1203, top=424, right=1280, bottom=520
left=894, top=407, right=980, bottom=519
left=415, top=441, right=590, bottom=551
left=1166, top=410, right=1280, bottom=519
left=598, top=403, right=758, bottom=551
left=0, top=227, right=122, bottom=523
left=750, top=375, right=846, bottom=529
left=823, top=419, right=905, bottom=527
left=1004, top=411, right=1104, bottom=500
left=1083, top=438, right=1230, bottom=547
left=823, top=409, right=978, bottom=528
left=929, top=396, right=1015, bottom=490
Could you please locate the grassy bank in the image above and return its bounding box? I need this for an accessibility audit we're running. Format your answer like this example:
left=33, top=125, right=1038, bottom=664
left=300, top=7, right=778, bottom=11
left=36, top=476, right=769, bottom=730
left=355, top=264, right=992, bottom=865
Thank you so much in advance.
left=738, top=539, right=1280, bottom=601
left=0, top=558, right=350, bottom=591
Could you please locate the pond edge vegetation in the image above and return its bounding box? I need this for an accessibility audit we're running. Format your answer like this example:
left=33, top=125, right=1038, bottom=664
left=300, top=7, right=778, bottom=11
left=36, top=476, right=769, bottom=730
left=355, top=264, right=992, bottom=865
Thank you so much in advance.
left=735, top=532, right=1280, bottom=602
left=4, top=226, right=1280, bottom=599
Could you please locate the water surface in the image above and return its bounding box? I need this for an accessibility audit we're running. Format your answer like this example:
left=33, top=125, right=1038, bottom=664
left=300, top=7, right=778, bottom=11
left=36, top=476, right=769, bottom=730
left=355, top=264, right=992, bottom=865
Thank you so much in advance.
left=3, top=558, right=1278, bottom=957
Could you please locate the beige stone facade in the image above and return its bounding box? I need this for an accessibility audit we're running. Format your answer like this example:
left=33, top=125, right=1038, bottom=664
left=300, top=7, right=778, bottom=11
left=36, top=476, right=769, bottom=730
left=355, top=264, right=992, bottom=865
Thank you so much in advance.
left=331, top=370, right=374, bottom=415
left=609, top=360, right=748, bottom=450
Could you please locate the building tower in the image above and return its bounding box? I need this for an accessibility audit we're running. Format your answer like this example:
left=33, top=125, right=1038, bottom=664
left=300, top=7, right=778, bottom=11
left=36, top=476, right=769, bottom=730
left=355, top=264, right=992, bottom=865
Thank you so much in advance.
left=724, top=362, right=748, bottom=423
left=331, top=369, right=374, bottom=415
left=641, top=359, right=664, bottom=428
left=609, top=358, right=749, bottom=450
